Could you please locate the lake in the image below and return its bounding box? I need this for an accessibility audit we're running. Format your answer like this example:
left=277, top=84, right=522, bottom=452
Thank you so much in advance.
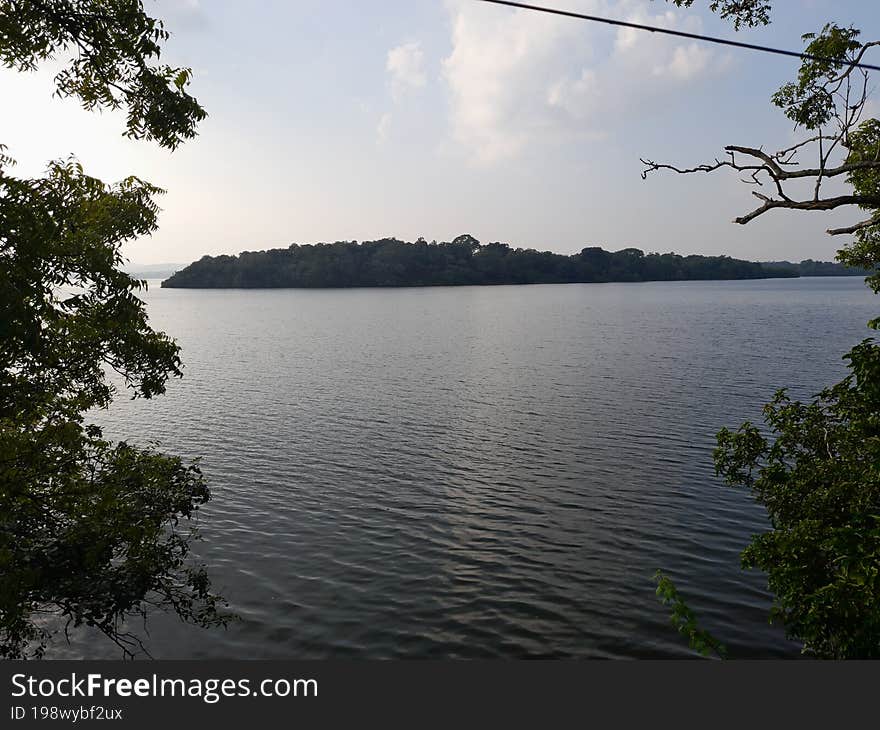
left=57, top=276, right=877, bottom=658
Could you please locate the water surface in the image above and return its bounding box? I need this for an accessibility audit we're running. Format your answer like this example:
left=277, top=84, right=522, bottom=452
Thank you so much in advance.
left=61, top=277, right=877, bottom=658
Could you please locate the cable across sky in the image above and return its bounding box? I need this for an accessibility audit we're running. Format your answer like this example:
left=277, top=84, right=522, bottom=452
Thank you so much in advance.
left=478, top=0, right=880, bottom=72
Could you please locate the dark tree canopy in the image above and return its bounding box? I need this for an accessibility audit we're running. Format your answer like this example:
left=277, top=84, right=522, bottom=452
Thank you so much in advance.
left=1, top=157, right=177, bottom=416
left=160, top=236, right=814, bottom=289
left=1, top=2, right=223, bottom=657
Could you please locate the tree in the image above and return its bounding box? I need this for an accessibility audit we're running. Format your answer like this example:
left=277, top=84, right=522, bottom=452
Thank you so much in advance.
left=0, top=1, right=224, bottom=658
left=649, top=3, right=880, bottom=657
left=644, top=17, right=880, bottom=307
left=713, top=341, right=880, bottom=658
left=160, top=236, right=795, bottom=289
left=0, top=0, right=205, bottom=149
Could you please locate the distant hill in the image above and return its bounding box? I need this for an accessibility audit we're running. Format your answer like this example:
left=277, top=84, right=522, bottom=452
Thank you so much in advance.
left=761, top=259, right=870, bottom=277
left=161, top=235, right=800, bottom=289
left=125, top=263, right=186, bottom=280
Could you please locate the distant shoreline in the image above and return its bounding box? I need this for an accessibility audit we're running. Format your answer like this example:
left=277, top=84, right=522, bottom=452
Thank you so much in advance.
left=160, top=235, right=868, bottom=289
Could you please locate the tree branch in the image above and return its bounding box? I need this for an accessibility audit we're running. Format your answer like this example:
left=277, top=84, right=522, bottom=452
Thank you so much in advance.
left=724, top=145, right=880, bottom=180
left=827, top=217, right=880, bottom=236
left=736, top=194, right=880, bottom=225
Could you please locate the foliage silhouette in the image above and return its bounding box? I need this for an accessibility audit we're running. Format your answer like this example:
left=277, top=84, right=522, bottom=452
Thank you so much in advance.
left=649, top=2, right=880, bottom=658
left=0, top=1, right=224, bottom=658
left=161, top=236, right=807, bottom=289
left=714, top=341, right=880, bottom=658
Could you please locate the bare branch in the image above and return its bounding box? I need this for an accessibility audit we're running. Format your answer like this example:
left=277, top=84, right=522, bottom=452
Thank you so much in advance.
left=640, top=157, right=743, bottom=178
left=735, top=194, right=880, bottom=225
left=724, top=145, right=880, bottom=180
left=641, top=31, right=880, bottom=240
left=827, top=217, right=880, bottom=236
left=775, top=135, right=829, bottom=163
left=829, top=41, right=880, bottom=85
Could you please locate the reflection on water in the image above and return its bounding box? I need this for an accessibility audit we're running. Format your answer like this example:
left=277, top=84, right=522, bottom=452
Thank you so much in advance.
left=56, top=277, right=875, bottom=658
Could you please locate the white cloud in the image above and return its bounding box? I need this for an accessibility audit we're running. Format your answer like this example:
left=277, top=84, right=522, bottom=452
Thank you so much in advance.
left=387, top=41, right=427, bottom=100
left=442, top=0, right=724, bottom=163
left=659, top=43, right=713, bottom=80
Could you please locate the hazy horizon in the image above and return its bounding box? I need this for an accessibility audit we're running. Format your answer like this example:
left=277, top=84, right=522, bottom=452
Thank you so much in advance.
left=125, top=240, right=856, bottom=270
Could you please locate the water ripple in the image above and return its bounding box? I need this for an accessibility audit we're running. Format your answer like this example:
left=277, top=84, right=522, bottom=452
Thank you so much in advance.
left=50, top=277, right=877, bottom=659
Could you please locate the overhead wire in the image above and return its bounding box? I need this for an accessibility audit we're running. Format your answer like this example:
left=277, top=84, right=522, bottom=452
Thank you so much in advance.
left=478, top=0, right=880, bottom=72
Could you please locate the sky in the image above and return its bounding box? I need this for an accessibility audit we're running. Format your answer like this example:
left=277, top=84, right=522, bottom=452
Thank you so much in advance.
left=2, top=0, right=880, bottom=265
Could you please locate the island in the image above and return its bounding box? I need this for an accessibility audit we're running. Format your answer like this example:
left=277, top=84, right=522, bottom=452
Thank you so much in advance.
left=160, top=234, right=865, bottom=289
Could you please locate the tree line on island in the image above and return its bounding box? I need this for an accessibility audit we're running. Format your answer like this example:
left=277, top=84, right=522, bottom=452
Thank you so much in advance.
left=160, top=235, right=865, bottom=289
